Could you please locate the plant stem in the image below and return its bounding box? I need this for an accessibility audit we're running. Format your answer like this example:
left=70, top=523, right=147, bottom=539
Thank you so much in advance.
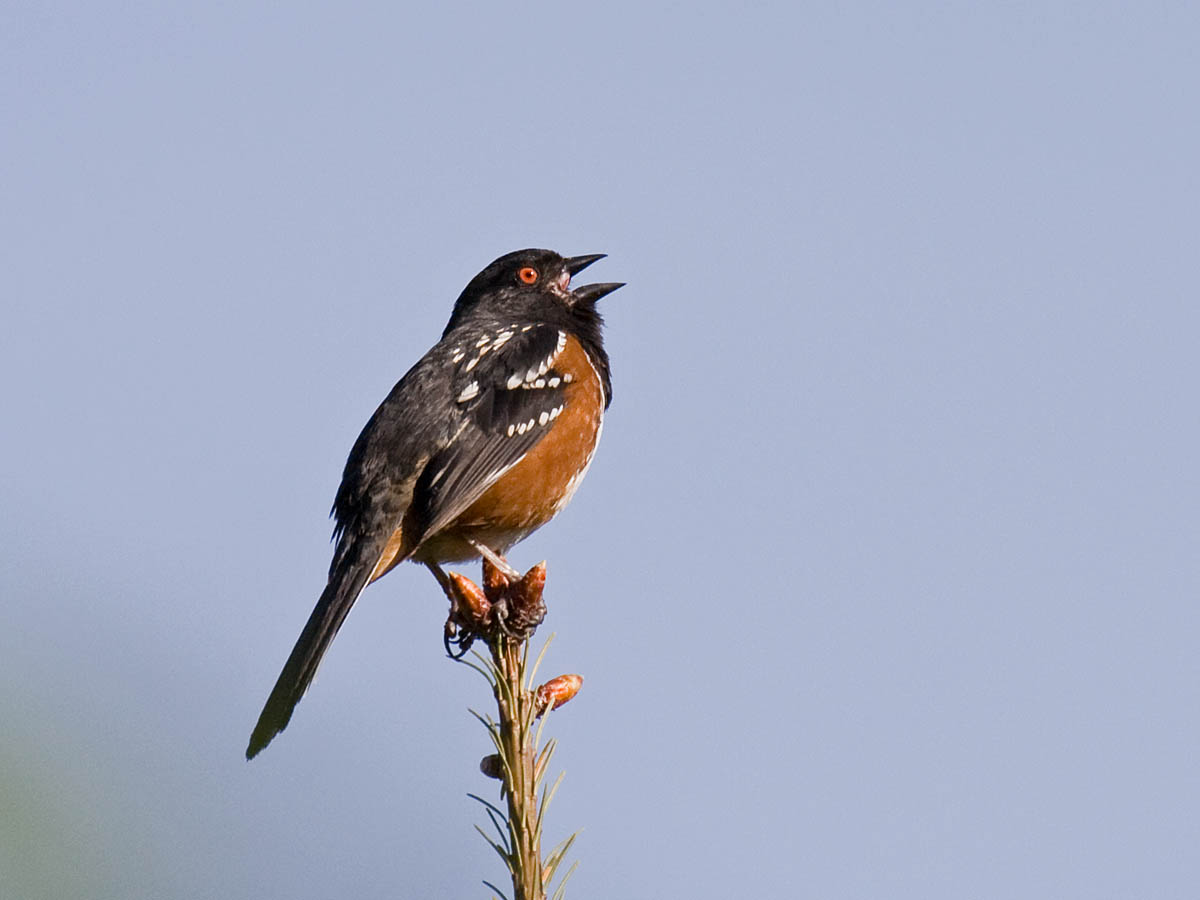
left=452, top=561, right=577, bottom=898
left=492, top=635, right=544, bottom=900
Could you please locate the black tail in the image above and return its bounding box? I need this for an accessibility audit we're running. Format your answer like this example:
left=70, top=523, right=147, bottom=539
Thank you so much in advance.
left=246, top=552, right=376, bottom=759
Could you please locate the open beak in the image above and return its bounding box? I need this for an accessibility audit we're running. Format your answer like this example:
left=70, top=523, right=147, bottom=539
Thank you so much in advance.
left=561, top=253, right=623, bottom=303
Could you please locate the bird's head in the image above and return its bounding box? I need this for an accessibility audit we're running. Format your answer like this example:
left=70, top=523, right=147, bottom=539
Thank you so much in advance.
left=443, top=249, right=623, bottom=334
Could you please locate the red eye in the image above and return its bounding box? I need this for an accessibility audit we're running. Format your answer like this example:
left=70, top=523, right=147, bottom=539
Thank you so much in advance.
left=518, top=266, right=539, bottom=284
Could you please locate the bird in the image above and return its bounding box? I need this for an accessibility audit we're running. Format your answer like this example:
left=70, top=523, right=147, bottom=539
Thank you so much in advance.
left=246, top=248, right=622, bottom=759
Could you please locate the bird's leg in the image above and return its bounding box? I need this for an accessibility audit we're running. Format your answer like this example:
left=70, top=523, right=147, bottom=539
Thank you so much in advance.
left=429, top=562, right=478, bottom=658
left=426, top=561, right=452, bottom=593
left=465, top=539, right=521, bottom=580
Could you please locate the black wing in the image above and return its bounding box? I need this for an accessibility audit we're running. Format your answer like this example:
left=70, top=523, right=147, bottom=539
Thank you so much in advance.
left=406, top=323, right=571, bottom=545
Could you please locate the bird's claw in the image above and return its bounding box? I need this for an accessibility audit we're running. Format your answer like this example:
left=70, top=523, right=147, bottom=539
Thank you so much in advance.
left=443, top=620, right=476, bottom=658
left=441, top=558, right=548, bottom=652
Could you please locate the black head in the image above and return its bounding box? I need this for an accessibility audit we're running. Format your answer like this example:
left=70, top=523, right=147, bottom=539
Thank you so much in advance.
left=442, top=248, right=623, bottom=336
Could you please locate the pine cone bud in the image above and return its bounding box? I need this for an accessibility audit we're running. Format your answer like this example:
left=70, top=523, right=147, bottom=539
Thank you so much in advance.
left=447, top=572, right=490, bottom=626
left=536, top=674, right=583, bottom=715
left=479, top=753, right=504, bottom=780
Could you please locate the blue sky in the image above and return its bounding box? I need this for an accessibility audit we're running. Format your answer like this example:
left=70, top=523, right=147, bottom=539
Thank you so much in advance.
left=3, top=3, right=1198, bottom=898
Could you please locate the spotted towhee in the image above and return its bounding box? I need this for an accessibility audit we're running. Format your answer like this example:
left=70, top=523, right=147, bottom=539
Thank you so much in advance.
left=246, top=249, right=622, bottom=758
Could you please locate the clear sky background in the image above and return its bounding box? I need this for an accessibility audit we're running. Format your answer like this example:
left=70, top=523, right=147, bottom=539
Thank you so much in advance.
left=3, top=3, right=1197, bottom=898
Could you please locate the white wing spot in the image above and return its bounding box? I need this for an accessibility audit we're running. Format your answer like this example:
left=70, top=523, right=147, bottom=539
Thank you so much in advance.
left=464, top=356, right=480, bottom=372
left=476, top=336, right=490, bottom=347
left=522, top=324, right=533, bottom=332
left=563, top=373, right=573, bottom=383
left=548, top=376, right=561, bottom=388
left=534, top=378, right=545, bottom=388
left=457, top=381, right=480, bottom=402
left=555, top=331, right=566, bottom=354
left=493, top=330, right=513, bottom=348
left=549, top=404, right=562, bottom=420
left=538, top=410, right=549, bottom=426
left=517, top=422, right=528, bottom=435
left=506, top=372, right=523, bottom=390
left=507, top=423, right=515, bottom=437
left=452, top=350, right=465, bottom=363
left=528, top=418, right=537, bottom=431
left=525, top=367, right=539, bottom=382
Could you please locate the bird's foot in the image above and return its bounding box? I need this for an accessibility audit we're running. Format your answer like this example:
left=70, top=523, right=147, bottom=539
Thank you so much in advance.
left=441, top=558, right=547, bottom=654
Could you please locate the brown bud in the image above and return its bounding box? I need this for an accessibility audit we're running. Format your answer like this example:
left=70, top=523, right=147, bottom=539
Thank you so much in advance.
left=481, top=556, right=510, bottom=594
left=501, top=561, right=547, bottom=636
left=447, top=572, right=489, bottom=626
left=517, top=561, right=547, bottom=599
left=536, top=673, right=583, bottom=715
left=479, top=753, right=504, bottom=780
